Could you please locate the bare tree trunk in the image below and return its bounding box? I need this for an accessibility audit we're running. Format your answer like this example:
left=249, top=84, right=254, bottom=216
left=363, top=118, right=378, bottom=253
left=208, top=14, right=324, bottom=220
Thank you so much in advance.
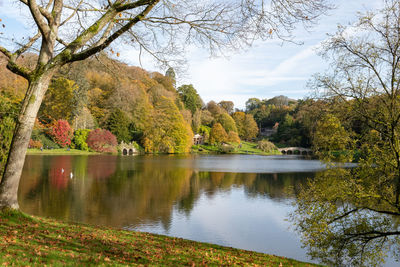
left=0, top=69, right=57, bottom=210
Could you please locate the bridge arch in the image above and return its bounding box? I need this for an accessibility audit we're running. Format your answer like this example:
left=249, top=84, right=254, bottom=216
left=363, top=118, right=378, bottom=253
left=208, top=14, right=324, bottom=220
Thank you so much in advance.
left=119, top=142, right=138, bottom=156
left=278, top=147, right=313, bottom=155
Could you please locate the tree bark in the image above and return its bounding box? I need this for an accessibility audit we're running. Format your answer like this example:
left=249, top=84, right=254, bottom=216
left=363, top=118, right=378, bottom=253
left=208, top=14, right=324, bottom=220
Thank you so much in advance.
left=0, top=68, right=58, bottom=210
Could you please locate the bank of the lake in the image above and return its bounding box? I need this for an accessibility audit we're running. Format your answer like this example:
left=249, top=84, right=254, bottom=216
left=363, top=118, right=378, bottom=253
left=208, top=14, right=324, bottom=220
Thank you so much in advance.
left=27, top=148, right=101, bottom=155
left=27, top=141, right=282, bottom=156
left=0, top=210, right=317, bottom=266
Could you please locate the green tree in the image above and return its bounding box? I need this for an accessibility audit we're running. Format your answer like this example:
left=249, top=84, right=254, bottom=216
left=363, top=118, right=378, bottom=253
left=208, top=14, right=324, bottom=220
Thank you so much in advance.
left=292, top=2, right=400, bottom=265
left=245, top=98, right=262, bottom=112
left=209, top=123, right=228, bottom=145
left=0, top=93, right=19, bottom=176
left=215, top=113, right=238, bottom=133
left=73, top=129, right=91, bottom=151
left=106, top=109, right=132, bottom=143
left=177, top=84, right=203, bottom=114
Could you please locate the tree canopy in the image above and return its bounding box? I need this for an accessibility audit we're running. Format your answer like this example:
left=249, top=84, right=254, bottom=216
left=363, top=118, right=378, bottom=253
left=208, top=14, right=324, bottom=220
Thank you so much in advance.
left=291, top=1, right=400, bottom=265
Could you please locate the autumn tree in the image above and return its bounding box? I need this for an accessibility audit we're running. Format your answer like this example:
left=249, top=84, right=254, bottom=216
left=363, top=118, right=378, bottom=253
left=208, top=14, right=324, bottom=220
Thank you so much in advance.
left=49, top=120, right=73, bottom=148
left=144, top=96, right=192, bottom=153
left=218, top=101, right=234, bottom=114
left=87, top=129, right=118, bottom=153
left=209, top=123, right=228, bottom=145
left=292, top=1, right=400, bottom=265
left=0, top=0, right=330, bottom=209
left=215, top=113, right=238, bottom=133
left=39, top=77, right=77, bottom=123
left=227, top=131, right=241, bottom=144
left=233, top=112, right=258, bottom=140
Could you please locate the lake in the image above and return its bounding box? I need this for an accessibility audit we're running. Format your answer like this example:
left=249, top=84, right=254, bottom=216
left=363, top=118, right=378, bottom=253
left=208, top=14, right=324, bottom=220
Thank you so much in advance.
left=17, top=154, right=397, bottom=265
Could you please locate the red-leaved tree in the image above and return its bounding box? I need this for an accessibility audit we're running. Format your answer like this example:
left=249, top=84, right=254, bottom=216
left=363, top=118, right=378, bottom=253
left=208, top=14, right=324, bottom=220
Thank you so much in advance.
left=50, top=120, right=73, bottom=148
left=86, top=129, right=117, bottom=153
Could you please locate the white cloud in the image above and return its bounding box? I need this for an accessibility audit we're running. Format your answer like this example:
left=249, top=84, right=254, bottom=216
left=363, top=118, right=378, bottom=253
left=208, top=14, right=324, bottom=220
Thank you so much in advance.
left=0, top=0, right=384, bottom=109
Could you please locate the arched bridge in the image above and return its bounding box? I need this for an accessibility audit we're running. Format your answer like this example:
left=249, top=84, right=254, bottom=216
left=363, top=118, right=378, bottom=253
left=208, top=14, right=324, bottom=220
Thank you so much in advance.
left=278, top=147, right=313, bottom=155
left=119, top=142, right=138, bottom=156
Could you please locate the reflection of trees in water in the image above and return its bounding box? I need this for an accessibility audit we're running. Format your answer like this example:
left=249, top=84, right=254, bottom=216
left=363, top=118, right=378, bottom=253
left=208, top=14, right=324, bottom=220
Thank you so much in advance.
left=19, top=155, right=310, bottom=229
left=291, top=169, right=400, bottom=266
left=245, top=172, right=315, bottom=200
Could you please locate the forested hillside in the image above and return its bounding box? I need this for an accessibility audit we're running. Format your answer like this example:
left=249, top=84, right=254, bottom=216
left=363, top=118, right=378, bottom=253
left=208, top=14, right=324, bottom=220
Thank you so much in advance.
left=0, top=53, right=318, bottom=159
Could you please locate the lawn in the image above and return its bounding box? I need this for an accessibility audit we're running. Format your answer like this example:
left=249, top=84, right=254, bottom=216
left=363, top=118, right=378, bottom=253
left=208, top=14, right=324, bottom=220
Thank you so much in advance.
left=192, top=141, right=281, bottom=156
left=26, top=148, right=101, bottom=155
left=0, top=209, right=318, bottom=266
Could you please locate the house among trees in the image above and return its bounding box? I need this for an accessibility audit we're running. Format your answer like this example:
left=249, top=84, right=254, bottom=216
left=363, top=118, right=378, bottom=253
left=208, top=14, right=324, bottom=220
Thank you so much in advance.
left=193, top=134, right=204, bottom=145
left=260, top=123, right=279, bottom=137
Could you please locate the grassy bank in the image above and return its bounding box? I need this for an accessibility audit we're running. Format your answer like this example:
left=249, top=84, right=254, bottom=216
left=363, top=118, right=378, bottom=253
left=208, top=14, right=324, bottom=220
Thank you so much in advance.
left=0, top=210, right=317, bottom=266
left=27, top=148, right=100, bottom=155
left=192, top=141, right=281, bottom=156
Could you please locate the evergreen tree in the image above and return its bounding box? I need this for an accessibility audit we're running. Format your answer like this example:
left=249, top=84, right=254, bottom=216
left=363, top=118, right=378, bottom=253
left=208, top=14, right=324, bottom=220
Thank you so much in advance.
left=106, top=109, right=132, bottom=143
left=177, top=84, right=203, bottom=114
left=165, top=67, right=176, bottom=88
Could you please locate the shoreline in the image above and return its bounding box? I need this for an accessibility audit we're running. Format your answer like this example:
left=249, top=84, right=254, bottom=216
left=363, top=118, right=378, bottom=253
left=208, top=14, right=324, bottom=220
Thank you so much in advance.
left=26, top=141, right=284, bottom=156
left=0, top=209, right=318, bottom=266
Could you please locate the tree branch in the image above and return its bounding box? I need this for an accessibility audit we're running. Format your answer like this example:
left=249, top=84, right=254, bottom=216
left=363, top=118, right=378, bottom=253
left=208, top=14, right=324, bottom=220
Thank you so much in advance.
left=68, top=0, right=160, bottom=62
left=27, top=0, right=51, bottom=39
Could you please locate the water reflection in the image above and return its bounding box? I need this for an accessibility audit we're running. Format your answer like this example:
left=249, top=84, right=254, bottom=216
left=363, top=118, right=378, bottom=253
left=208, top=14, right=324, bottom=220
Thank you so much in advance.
left=18, top=154, right=399, bottom=266
left=19, top=155, right=313, bottom=228
left=18, top=154, right=321, bottom=263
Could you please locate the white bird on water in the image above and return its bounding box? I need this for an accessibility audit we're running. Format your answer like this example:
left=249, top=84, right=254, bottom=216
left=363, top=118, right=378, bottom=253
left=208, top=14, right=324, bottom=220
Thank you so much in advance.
left=61, top=168, right=64, bottom=174
left=70, top=172, right=73, bottom=179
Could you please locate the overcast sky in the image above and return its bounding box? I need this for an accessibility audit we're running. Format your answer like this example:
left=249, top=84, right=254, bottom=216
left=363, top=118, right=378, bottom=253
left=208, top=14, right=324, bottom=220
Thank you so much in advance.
left=0, top=0, right=384, bottom=109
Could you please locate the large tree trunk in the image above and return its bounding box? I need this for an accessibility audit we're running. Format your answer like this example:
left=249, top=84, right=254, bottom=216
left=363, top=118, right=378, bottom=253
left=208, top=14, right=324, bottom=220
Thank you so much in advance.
left=0, top=69, right=57, bottom=210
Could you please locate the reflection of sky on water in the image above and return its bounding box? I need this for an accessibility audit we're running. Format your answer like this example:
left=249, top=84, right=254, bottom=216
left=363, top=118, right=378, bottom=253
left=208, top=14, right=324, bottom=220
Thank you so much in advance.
left=19, top=154, right=396, bottom=266
left=180, top=155, right=327, bottom=173
left=129, top=187, right=312, bottom=263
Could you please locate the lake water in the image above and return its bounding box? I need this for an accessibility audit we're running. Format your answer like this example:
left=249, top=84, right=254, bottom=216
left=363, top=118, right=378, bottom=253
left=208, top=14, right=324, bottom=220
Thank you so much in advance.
left=17, top=154, right=397, bottom=265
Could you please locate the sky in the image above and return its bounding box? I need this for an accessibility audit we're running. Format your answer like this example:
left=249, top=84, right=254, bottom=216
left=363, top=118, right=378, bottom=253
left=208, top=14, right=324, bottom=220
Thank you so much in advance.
left=0, top=0, right=384, bottom=109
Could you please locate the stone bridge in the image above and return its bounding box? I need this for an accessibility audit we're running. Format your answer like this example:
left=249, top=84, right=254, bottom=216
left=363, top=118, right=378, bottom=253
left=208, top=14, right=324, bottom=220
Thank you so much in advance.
left=278, top=147, right=313, bottom=155
left=119, top=142, right=138, bottom=155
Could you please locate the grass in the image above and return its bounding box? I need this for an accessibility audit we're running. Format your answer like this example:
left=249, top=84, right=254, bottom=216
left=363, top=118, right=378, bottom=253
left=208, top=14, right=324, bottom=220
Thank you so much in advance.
left=192, top=141, right=281, bottom=156
left=27, top=148, right=100, bottom=155
left=235, top=141, right=281, bottom=155
left=0, top=209, right=318, bottom=266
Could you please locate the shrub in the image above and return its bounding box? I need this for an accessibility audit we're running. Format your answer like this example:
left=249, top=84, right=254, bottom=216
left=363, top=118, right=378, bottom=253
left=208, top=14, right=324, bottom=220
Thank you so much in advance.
left=257, top=140, right=277, bottom=153
left=73, top=129, right=91, bottom=151
left=219, top=143, right=235, bottom=153
left=86, top=129, right=117, bottom=153
left=29, top=139, right=43, bottom=149
left=32, top=129, right=61, bottom=149
left=50, top=120, right=73, bottom=147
